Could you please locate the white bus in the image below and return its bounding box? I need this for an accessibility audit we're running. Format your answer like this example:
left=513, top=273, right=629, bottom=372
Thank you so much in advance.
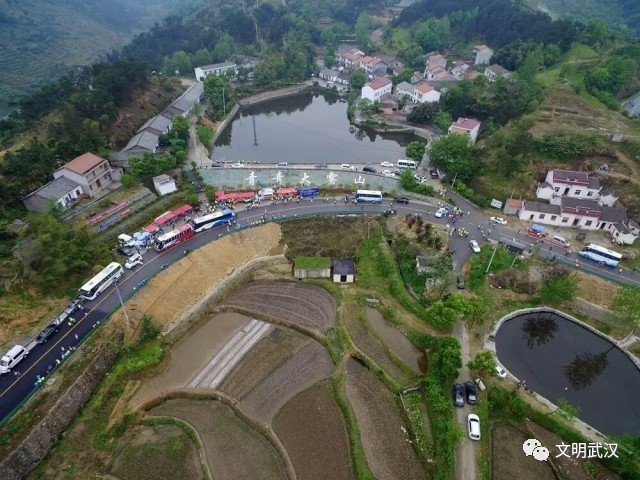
left=355, top=190, right=383, bottom=204
left=79, top=262, right=124, bottom=300
left=578, top=243, right=622, bottom=267
left=397, top=159, right=417, bottom=169
left=191, top=209, right=236, bottom=233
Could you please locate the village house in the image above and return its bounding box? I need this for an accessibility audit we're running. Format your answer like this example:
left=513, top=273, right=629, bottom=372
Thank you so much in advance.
left=448, top=118, right=482, bottom=144
left=413, top=83, right=441, bottom=103
left=23, top=176, right=84, bottom=213
left=194, top=62, right=237, bottom=80
left=358, top=56, right=387, bottom=75
left=319, top=68, right=338, bottom=83
left=536, top=169, right=617, bottom=207
left=518, top=198, right=638, bottom=244
left=395, top=81, right=415, bottom=100
left=336, top=45, right=364, bottom=68
left=153, top=174, right=178, bottom=196
left=484, top=64, right=512, bottom=82
left=378, top=54, right=404, bottom=72
left=333, top=259, right=356, bottom=283
left=450, top=62, right=471, bottom=80
left=471, top=44, right=494, bottom=65
left=361, top=77, right=392, bottom=102
left=53, top=152, right=120, bottom=198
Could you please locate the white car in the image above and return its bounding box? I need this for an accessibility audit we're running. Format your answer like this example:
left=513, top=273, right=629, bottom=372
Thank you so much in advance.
left=495, top=365, right=508, bottom=379
left=490, top=216, right=507, bottom=226
left=341, top=163, right=356, bottom=171
left=382, top=170, right=394, bottom=177
left=381, top=161, right=394, bottom=168
left=469, top=240, right=481, bottom=253
left=468, top=414, right=481, bottom=441
left=231, top=162, right=244, bottom=168
left=414, top=174, right=427, bottom=183
left=435, top=208, right=446, bottom=218
left=125, top=253, right=143, bottom=270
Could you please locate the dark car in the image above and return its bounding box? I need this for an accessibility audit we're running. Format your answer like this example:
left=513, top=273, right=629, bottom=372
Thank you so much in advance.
left=363, top=166, right=378, bottom=174
left=456, top=273, right=466, bottom=289
left=430, top=169, right=439, bottom=179
left=383, top=209, right=397, bottom=217
left=116, top=246, right=135, bottom=257
left=63, top=297, right=84, bottom=315
left=211, top=163, right=223, bottom=168
left=391, top=170, right=402, bottom=177
left=453, top=383, right=464, bottom=407
left=394, top=196, right=410, bottom=204
left=465, top=380, right=477, bottom=405
left=36, top=324, right=60, bottom=344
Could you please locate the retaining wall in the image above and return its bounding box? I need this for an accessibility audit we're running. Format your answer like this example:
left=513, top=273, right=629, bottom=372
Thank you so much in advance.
left=0, top=333, right=122, bottom=480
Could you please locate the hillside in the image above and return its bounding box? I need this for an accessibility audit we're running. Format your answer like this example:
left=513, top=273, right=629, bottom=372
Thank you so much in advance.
left=0, top=0, right=200, bottom=117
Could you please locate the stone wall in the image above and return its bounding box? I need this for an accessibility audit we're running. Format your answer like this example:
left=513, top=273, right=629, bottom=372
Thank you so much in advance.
left=0, top=334, right=122, bottom=480
left=568, top=297, right=613, bottom=325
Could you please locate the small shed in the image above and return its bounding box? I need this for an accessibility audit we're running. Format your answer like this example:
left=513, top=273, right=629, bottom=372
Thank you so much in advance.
left=294, top=256, right=331, bottom=279
left=503, top=198, right=523, bottom=216
left=332, top=259, right=356, bottom=283
left=153, top=174, right=177, bottom=196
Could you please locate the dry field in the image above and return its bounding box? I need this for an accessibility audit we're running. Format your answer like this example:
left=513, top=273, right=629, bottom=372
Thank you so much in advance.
left=342, top=301, right=411, bottom=384
left=238, top=340, right=334, bottom=422
left=219, top=327, right=311, bottom=400
left=491, top=423, right=556, bottom=480
left=273, top=380, right=352, bottom=480
left=110, top=424, right=203, bottom=480
left=345, top=369, right=427, bottom=480
left=222, top=281, right=336, bottom=331
left=150, top=398, right=288, bottom=480
left=575, top=270, right=619, bottom=309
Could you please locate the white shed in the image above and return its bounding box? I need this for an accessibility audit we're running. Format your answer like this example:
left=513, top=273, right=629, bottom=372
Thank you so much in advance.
left=333, top=259, right=356, bottom=283
left=153, top=174, right=177, bottom=196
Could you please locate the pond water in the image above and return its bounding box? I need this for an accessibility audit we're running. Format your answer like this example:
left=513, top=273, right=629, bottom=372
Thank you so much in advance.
left=365, top=307, right=424, bottom=374
left=213, top=92, right=414, bottom=164
left=495, top=310, right=640, bottom=436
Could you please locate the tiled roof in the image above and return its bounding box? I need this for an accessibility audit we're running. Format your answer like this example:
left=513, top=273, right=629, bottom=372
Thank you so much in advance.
left=487, top=64, right=510, bottom=75
left=123, top=131, right=159, bottom=152
left=172, top=82, right=203, bottom=113
left=396, top=81, right=414, bottom=93
left=137, top=114, right=172, bottom=135
left=538, top=181, right=553, bottom=189
left=367, top=77, right=392, bottom=90
left=474, top=44, right=490, bottom=51
left=552, top=169, right=589, bottom=183
left=561, top=197, right=600, bottom=211
left=59, top=152, right=105, bottom=175
left=522, top=201, right=561, bottom=215
left=26, top=176, right=82, bottom=200
left=415, top=83, right=434, bottom=93
left=613, top=222, right=631, bottom=235
left=588, top=177, right=601, bottom=189
left=506, top=199, right=523, bottom=208
left=333, top=259, right=356, bottom=275
left=451, top=118, right=481, bottom=130
left=600, top=206, right=628, bottom=223
left=199, top=61, right=236, bottom=71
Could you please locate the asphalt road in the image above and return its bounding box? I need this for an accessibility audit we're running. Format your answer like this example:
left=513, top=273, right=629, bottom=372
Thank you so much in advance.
left=1, top=189, right=639, bottom=423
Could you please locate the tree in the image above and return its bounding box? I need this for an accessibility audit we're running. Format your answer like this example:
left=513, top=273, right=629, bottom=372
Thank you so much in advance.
left=120, top=174, right=135, bottom=188
left=609, top=285, right=640, bottom=332
left=467, top=351, right=496, bottom=376
left=538, top=272, right=578, bottom=305
left=212, top=34, right=235, bottom=63
left=414, top=16, right=451, bottom=51
left=399, top=42, right=424, bottom=69
left=163, top=51, right=191, bottom=76
left=203, top=74, right=230, bottom=118
left=191, top=49, right=212, bottom=68
left=407, top=103, right=439, bottom=124
left=433, top=336, right=462, bottom=380
left=428, top=133, right=476, bottom=181
left=355, top=13, right=373, bottom=52
left=462, top=296, right=487, bottom=326
left=171, top=115, right=190, bottom=142
left=434, top=110, right=452, bottom=131
left=350, top=68, right=367, bottom=92
left=425, top=301, right=457, bottom=330
left=405, top=141, right=426, bottom=163
left=521, top=314, right=558, bottom=349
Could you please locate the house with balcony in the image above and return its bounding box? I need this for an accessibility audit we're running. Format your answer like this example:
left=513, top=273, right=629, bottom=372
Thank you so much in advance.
left=53, top=152, right=120, bottom=198
left=484, top=64, right=512, bottom=82
left=536, top=169, right=617, bottom=207
left=471, top=44, right=494, bottom=65
left=194, top=62, right=237, bottom=80
left=361, top=77, right=392, bottom=102
left=413, top=83, right=441, bottom=103
left=448, top=118, right=482, bottom=144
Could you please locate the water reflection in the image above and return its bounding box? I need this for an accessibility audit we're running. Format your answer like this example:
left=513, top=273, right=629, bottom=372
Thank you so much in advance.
left=564, top=345, right=615, bottom=391
left=521, top=313, right=558, bottom=349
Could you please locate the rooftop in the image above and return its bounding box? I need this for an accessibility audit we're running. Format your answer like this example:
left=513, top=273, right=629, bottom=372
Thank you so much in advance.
left=415, top=83, right=435, bottom=93
left=153, top=174, right=175, bottom=185
left=333, top=259, right=356, bottom=275
left=561, top=197, right=601, bottom=211
left=450, top=117, right=481, bottom=130
left=123, top=131, right=159, bottom=152
left=601, top=206, right=628, bottom=223
left=199, top=61, right=236, bottom=71
left=137, top=114, right=172, bottom=135
left=171, top=81, right=204, bottom=113
left=58, top=152, right=106, bottom=175
left=523, top=201, right=561, bottom=215
left=396, top=81, right=414, bottom=92
left=474, top=44, right=490, bottom=51
left=295, top=256, right=331, bottom=269
left=487, top=64, right=511, bottom=75
left=552, top=169, right=589, bottom=183
left=367, top=77, right=392, bottom=90
left=25, top=176, right=82, bottom=200
left=588, top=177, right=601, bottom=189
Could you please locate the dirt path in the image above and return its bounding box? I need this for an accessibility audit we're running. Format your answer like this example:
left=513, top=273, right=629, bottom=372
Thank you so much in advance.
left=188, top=118, right=213, bottom=168
left=454, top=320, right=479, bottom=480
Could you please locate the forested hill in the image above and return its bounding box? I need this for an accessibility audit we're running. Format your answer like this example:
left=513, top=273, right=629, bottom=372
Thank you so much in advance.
left=0, top=0, right=200, bottom=117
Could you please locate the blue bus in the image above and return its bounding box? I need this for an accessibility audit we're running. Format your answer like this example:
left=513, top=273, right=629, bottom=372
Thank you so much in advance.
left=191, top=209, right=236, bottom=233
left=578, top=243, right=622, bottom=267
left=355, top=190, right=383, bottom=204
left=298, top=187, right=319, bottom=198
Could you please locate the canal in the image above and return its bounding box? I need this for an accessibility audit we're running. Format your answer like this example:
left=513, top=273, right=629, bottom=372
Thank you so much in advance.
left=495, top=310, right=640, bottom=436
left=213, top=92, right=414, bottom=164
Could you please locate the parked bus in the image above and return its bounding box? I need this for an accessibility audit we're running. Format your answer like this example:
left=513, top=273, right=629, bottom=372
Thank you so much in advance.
left=79, top=262, right=124, bottom=300
left=154, top=224, right=195, bottom=252
left=355, top=190, right=383, bottom=204
left=191, top=209, right=236, bottom=233
left=578, top=243, right=622, bottom=267
left=397, top=159, right=417, bottom=169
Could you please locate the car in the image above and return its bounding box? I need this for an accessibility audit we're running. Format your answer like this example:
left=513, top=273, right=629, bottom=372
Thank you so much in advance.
left=382, top=170, right=394, bottom=177
left=391, top=170, right=402, bottom=177
left=116, top=245, right=135, bottom=257
left=36, top=324, right=60, bottom=344
left=63, top=298, right=83, bottom=316
left=363, top=166, right=378, bottom=174
left=394, top=196, right=410, bottom=204
left=496, top=365, right=508, bottom=379
left=490, top=216, right=507, bottom=226
left=125, top=253, right=143, bottom=270
left=381, top=161, right=394, bottom=168
left=211, top=162, right=223, bottom=168
left=383, top=209, right=397, bottom=217
left=413, top=174, right=427, bottom=183
left=465, top=380, right=477, bottom=405
left=231, top=162, right=244, bottom=168
left=468, top=414, right=481, bottom=440
left=456, top=273, right=466, bottom=289
left=435, top=208, right=446, bottom=218
left=452, top=383, right=464, bottom=407
left=341, top=163, right=356, bottom=171
left=469, top=240, right=481, bottom=253
left=429, top=169, right=439, bottom=179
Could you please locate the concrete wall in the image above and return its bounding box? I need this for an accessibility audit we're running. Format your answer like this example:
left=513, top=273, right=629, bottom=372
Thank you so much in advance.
left=0, top=334, right=122, bottom=480
left=294, top=267, right=331, bottom=279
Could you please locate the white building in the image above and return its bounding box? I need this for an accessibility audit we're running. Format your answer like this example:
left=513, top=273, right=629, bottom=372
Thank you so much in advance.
left=333, top=259, right=356, bottom=283
left=53, top=152, right=120, bottom=198
left=23, top=177, right=84, bottom=213
left=194, top=62, right=237, bottom=81
left=395, top=81, right=415, bottom=99
left=536, top=169, right=617, bottom=207
left=319, top=68, right=338, bottom=83
left=361, top=77, right=392, bottom=102
left=413, top=83, right=441, bottom=103
left=448, top=118, right=481, bottom=144
left=484, top=64, right=512, bottom=82
left=471, top=44, right=494, bottom=65
left=518, top=198, right=638, bottom=244
left=153, top=174, right=178, bottom=196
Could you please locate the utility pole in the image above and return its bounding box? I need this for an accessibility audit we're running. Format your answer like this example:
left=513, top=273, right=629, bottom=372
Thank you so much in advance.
left=451, top=171, right=458, bottom=188
left=222, top=88, right=226, bottom=116
left=485, top=243, right=498, bottom=274
left=114, top=280, right=131, bottom=328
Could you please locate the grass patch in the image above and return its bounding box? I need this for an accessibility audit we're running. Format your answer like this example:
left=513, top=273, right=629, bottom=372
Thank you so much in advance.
left=476, top=397, right=490, bottom=480
left=467, top=244, right=524, bottom=291
left=630, top=342, right=640, bottom=358
left=115, top=341, right=165, bottom=375
left=403, top=391, right=433, bottom=461
left=294, top=256, right=331, bottom=269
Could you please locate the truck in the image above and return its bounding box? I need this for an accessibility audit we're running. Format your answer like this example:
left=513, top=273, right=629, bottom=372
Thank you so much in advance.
left=255, top=188, right=275, bottom=202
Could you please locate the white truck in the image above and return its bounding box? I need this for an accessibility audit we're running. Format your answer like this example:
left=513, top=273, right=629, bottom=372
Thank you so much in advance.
left=255, top=188, right=275, bottom=202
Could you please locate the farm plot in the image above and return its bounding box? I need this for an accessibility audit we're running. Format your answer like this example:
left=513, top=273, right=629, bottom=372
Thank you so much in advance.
left=238, top=340, right=334, bottom=422
left=345, top=369, right=427, bottom=480
left=273, top=380, right=352, bottom=480
left=491, top=423, right=556, bottom=480
left=111, top=424, right=203, bottom=480
left=223, top=281, right=336, bottom=331
left=342, top=301, right=411, bottom=384
left=219, top=327, right=311, bottom=400
left=150, top=398, right=287, bottom=480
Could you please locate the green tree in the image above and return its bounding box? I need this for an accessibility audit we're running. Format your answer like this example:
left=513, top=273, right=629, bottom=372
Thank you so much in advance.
left=391, top=68, right=413, bottom=86
left=191, top=48, right=212, bottom=68
left=212, top=34, right=234, bottom=63
left=163, top=51, right=192, bottom=76
left=609, top=285, right=640, bottom=332
left=462, top=296, right=487, bottom=326
left=405, top=141, right=426, bottom=163
left=407, top=103, right=439, bottom=124
left=171, top=115, right=190, bottom=142
left=120, top=174, right=135, bottom=188
left=580, top=21, right=608, bottom=47
left=538, top=272, right=578, bottom=305
left=428, top=133, right=476, bottom=181
left=466, top=351, right=496, bottom=376
left=203, top=74, right=231, bottom=118
left=355, top=13, right=373, bottom=52
left=414, top=16, right=451, bottom=51
left=433, top=336, right=462, bottom=379
left=425, top=301, right=457, bottom=330
left=434, top=110, right=452, bottom=131
left=350, top=68, right=367, bottom=92
left=399, top=42, right=424, bottom=69
left=196, top=124, right=214, bottom=153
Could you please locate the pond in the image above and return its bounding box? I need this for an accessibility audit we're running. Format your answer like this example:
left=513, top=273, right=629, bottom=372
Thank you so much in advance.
left=495, top=310, right=640, bottom=436
left=213, top=92, right=414, bottom=164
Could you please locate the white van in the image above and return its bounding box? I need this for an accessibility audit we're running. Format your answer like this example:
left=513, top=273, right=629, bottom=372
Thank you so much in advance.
left=256, top=188, right=274, bottom=201
left=0, top=345, right=28, bottom=374
left=117, top=234, right=134, bottom=247
left=552, top=235, right=570, bottom=248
